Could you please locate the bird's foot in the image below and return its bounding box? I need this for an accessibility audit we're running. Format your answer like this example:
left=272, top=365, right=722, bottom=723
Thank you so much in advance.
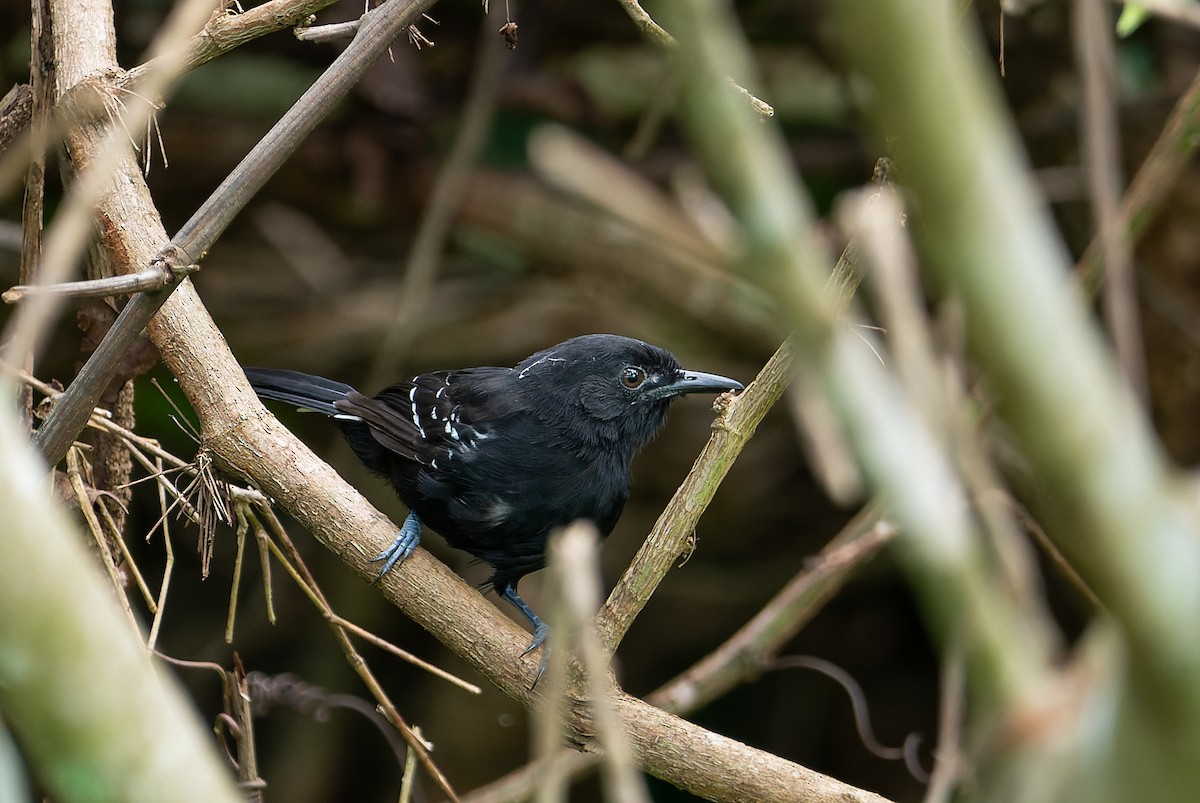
left=523, top=622, right=552, bottom=689
left=500, top=584, right=552, bottom=689
left=371, top=512, right=422, bottom=581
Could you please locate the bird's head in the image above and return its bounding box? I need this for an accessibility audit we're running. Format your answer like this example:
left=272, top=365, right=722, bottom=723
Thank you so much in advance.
left=515, top=334, right=743, bottom=454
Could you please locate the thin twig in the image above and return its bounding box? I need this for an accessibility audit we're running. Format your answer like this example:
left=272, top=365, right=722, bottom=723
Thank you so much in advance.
left=549, top=524, right=650, bottom=803
left=597, top=339, right=790, bottom=652
left=1074, top=0, right=1145, bottom=402
left=97, top=499, right=157, bottom=613
left=252, top=505, right=462, bottom=802
left=613, top=0, right=773, bottom=117
left=766, top=655, right=928, bottom=781
left=3, top=261, right=198, bottom=303
left=465, top=512, right=895, bottom=803
left=330, top=614, right=483, bottom=694
left=226, top=506, right=249, bottom=643
left=147, top=455, right=176, bottom=651
left=365, top=3, right=508, bottom=388
left=66, top=447, right=141, bottom=634
left=123, top=0, right=343, bottom=86
left=1076, top=65, right=1200, bottom=290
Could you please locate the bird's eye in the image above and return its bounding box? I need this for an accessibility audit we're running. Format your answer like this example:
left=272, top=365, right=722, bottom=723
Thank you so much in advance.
left=620, top=366, right=647, bottom=389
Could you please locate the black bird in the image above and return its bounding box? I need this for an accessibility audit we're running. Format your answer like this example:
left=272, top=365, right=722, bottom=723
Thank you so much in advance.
left=245, top=334, right=743, bottom=666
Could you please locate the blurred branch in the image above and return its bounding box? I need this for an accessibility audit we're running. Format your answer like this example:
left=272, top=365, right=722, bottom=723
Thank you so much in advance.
left=16, top=0, right=52, bottom=427
left=612, top=0, right=774, bottom=118
left=529, top=123, right=729, bottom=263
left=457, top=169, right=782, bottom=354
left=461, top=508, right=895, bottom=803
left=366, top=4, right=508, bottom=388
left=923, top=642, right=966, bottom=803
left=0, top=396, right=241, bottom=802
left=833, top=0, right=1200, bottom=796
left=32, top=0, right=439, bottom=469
left=1074, top=0, right=1145, bottom=401
left=539, top=524, right=650, bottom=803
left=1077, top=65, right=1200, bottom=289
left=667, top=0, right=1058, bottom=720
left=842, top=186, right=1049, bottom=621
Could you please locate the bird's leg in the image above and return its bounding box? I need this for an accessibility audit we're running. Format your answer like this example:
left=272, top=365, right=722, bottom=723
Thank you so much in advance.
left=371, top=511, right=422, bottom=580
left=499, top=583, right=551, bottom=685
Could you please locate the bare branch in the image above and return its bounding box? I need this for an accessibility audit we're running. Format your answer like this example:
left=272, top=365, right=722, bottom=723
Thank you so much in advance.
left=32, top=0, right=439, bottom=468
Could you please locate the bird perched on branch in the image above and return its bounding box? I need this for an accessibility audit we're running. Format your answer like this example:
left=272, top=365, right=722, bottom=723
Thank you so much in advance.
left=246, top=334, right=743, bottom=673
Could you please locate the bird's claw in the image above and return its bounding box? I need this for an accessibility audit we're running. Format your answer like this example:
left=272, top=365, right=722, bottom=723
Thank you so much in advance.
left=371, top=512, right=422, bottom=581
left=524, top=623, right=551, bottom=689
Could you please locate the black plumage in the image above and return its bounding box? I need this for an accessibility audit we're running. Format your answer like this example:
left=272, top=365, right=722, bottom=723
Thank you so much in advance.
left=245, top=334, right=743, bottom=666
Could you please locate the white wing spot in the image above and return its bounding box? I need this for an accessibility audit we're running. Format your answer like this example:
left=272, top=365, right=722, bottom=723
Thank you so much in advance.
left=408, top=387, right=426, bottom=438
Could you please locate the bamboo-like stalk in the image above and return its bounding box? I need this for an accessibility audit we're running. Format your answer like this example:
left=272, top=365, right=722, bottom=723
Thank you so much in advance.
left=661, top=0, right=1059, bottom=732
left=0, top=401, right=241, bottom=802
left=829, top=2, right=1200, bottom=800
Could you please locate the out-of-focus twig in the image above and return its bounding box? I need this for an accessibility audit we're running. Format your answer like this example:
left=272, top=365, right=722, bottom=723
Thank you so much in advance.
left=545, top=524, right=650, bottom=803
left=366, top=2, right=508, bottom=389
left=16, top=0, right=52, bottom=427
left=667, top=0, right=1058, bottom=738
left=457, top=169, right=781, bottom=355
left=835, top=0, right=1200, bottom=796
left=1076, top=65, right=1200, bottom=290
left=923, top=642, right=965, bottom=803
left=1074, top=0, right=1145, bottom=402
left=613, top=0, right=773, bottom=117
left=464, top=510, right=896, bottom=803
left=0, top=389, right=241, bottom=801
left=528, top=124, right=727, bottom=264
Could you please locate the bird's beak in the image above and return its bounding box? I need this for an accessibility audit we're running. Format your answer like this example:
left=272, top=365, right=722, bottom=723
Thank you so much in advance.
left=646, top=370, right=744, bottom=401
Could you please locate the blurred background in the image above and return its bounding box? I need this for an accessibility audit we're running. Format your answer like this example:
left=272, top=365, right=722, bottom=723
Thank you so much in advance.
left=3, top=0, right=1200, bottom=800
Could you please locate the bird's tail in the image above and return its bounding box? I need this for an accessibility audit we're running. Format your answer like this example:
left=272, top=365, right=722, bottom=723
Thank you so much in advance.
left=244, top=368, right=356, bottom=417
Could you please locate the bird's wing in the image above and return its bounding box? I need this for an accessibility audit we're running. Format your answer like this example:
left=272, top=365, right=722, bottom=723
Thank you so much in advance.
left=333, top=367, right=517, bottom=465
